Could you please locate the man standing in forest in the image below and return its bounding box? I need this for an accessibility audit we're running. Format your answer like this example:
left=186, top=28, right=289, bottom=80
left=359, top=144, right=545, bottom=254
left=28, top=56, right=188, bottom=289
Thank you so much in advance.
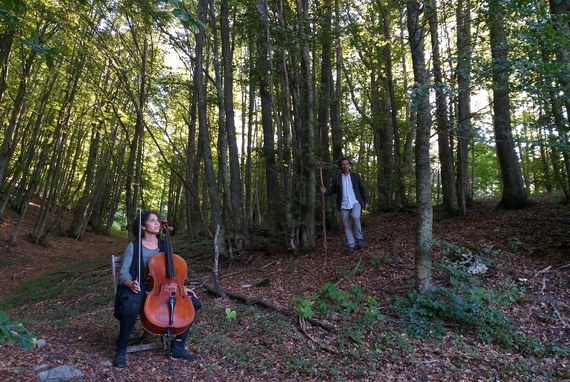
left=321, top=157, right=370, bottom=253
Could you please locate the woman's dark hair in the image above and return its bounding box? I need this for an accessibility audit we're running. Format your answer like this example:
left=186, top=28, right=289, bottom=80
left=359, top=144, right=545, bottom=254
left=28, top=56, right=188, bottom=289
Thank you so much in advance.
left=338, top=157, right=351, bottom=167
left=132, top=210, right=159, bottom=238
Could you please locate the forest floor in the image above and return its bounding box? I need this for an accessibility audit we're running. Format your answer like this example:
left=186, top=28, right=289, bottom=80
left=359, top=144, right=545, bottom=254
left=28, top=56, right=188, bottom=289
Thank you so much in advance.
left=0, top=196, right=570, bottom=381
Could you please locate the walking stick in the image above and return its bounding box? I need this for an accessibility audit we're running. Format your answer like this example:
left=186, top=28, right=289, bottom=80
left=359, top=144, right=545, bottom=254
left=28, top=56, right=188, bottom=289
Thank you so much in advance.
left=320, top=164, right=327, bottom=264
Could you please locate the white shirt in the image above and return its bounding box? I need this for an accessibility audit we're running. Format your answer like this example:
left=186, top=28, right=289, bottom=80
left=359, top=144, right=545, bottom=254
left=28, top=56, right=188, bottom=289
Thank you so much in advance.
left=340, top=172, right=358, bottom=209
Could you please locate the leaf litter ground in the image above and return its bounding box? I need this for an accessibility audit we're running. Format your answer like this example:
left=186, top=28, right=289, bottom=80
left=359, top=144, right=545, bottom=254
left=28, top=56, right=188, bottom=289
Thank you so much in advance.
left=0, top=197, right=569, bottom=381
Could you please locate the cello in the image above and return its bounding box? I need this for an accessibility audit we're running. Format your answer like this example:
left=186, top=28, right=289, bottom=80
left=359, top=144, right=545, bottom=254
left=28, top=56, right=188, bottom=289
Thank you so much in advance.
left=139, top=218, right=195, bottom=336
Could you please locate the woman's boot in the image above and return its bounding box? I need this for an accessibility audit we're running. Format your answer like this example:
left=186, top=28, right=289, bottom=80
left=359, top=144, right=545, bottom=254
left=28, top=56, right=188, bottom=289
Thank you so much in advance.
left=170, top=339, right=197, bottom=362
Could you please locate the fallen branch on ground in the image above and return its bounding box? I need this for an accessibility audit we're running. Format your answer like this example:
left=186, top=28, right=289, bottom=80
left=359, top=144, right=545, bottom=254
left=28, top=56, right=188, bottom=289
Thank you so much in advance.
left=201, top=282, right=334, bottom=332
left=548, top=300, right=568, bottom=328
left=298, top=316, right=338, bottom=354
left=335, top=256, right=362, bottom=286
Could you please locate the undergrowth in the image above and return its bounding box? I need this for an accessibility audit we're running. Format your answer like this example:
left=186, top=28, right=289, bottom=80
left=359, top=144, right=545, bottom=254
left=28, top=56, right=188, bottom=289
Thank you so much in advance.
left=390, top=241, right=568, bottom=359
left=1, top=239, right=568, bottom=379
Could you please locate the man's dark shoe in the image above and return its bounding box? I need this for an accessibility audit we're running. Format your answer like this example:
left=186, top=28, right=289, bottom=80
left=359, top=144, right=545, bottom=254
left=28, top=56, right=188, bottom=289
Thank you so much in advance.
left=113, top=348, right=127, bottom=368
left=357, top=239, right=366, bottom=249
left=171, top=340, right=198, bottom=362
left=347, top=247, right=355, bottom=255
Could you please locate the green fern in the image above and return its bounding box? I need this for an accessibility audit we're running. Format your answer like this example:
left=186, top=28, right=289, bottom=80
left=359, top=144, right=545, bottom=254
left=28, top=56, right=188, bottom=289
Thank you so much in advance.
left=0, top=311, right=37, bottom=349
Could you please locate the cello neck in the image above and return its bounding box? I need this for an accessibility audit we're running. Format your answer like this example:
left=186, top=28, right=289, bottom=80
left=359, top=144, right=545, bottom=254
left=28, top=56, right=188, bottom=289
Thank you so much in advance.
left=162, top=218, right=176, bottom=278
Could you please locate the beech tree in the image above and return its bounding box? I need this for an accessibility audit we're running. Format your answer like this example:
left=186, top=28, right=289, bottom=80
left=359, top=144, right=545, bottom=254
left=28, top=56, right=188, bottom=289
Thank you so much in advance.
left=2, top=0, right=570, bottom=263
left=487, top=0, right=528, bottom=209
left=407, top=0, right=434, bottom=291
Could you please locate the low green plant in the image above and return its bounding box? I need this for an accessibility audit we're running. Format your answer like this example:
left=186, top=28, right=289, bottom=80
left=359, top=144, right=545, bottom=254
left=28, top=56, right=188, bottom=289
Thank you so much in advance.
left=507, top=240, right=523, bottom=249
left=393, top=255, right=522, bottom=345
left=292, top=295, right=314, bottom=318
left=369, top=256, right=381, bottom=266
left=0, top=310, right=37, bottom=349
left=225, top=308, right=237, bottom=320
left=390, top=241, right=568, bottom=355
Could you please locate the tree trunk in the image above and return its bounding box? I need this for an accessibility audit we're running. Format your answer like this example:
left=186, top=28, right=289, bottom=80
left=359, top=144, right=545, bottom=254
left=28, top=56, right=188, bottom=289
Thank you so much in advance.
left=548, top=0, right=570, bottom=201
left=316, top=0, right=332, bottom=179
left=257, top=0, right=281, bottom=231
left=407, top=0, right=434, bottom=292
left=67, top=129, right=99, bottom=239
left=488, top=0, right=527, bottom=209
left=209, top=0, right=232, bottom=242
left=123, top=31, right=150, bottom=239
left=0, top=27, right=14, bottom=105
left=0, top=47, right=37, bottom=190
left=456, top=0, right=471, bottom=216
left=373, top=43, right=394, bottom=211
left=221, top=0, right=248, bottom=248
left=9, top=144, right=50, bottom=245
left=382, top=0, right=402, bottom=211
left=293, top=0, right=316, bottom=251
left=196, top=0, right=225, bottom=251
left=428, top=0, right=458, bottom=217
left=185, top=82, right=204, bottom=239
left=331, top=4, right=343, bottom=165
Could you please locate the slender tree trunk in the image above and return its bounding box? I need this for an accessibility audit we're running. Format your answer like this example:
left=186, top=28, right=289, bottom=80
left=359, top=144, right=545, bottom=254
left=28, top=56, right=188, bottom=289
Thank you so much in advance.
left=316, top=0, right=332, bottom=175
left=209, top=0, right=232, bottom=241
left=293, top=0, right=316, bottom=251
left=244, top=45, right=255, bottom=227
left=67, top=129, right=99, bottom=239
left=331, top=1, right=343, bottom=164
left=0, top=71, right=56, bottom=219
left=428, top=0, right=458, bottom=217
left=196, top=0, right=225, bottom=251
left=407, top=0, right=434, bottom=292
left=488, top=0, right=527, bottom=209
left=258, top=0, right=281, bottom=231
left=400, top=7, right=414, bottom=205
left=456, top=0, right=471, bottom=216
left=0, top=27, right=14, bottom=105
left=381, top=0, right=401, bottom=211
left=9, top=144, right=50, bottom=245
left=124, top=34, right=149, bottom=239
left=0, top=47, right=37, bottom=189
left=549, top=0, right=570, bottom=201
left=90, top=121, right=117, bottom=234
left=373, top=43, right=394, bottom=211
left=220, top=0, right=248, bottom=248
left=31, top=132, right=67, bottom=245
left=273, top=1, right=296, bottom=249
left=185, top=81, right=203, bottom=239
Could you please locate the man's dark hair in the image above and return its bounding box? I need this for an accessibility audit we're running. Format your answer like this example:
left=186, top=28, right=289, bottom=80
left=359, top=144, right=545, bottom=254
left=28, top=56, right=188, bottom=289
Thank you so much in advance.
left=132, top=210, right=160, bottom=238
left=338, top=157, right=351, bottom=168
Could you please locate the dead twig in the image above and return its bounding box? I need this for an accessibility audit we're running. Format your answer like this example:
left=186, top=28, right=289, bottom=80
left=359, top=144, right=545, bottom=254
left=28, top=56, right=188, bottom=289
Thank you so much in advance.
left=533, top=266, right=552, bottom=277
left=298, top=316, right=339, bottom=354
left=259, top=260, right=281, bottom=270
left=548, top=301, right=568, bottom=328
left=335, top=256, right=362, bottom=286
left=296, top=263, right=320, bottom=278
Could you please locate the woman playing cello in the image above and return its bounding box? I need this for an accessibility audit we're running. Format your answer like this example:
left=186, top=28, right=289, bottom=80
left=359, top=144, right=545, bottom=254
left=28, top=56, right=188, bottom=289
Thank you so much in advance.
left=113, top=210, right=199, bottom=368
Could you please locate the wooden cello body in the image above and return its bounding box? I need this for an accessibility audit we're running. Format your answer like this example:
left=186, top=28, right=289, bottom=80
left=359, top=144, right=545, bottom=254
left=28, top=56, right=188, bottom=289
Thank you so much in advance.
left=140, top=219, right=195, bottom=336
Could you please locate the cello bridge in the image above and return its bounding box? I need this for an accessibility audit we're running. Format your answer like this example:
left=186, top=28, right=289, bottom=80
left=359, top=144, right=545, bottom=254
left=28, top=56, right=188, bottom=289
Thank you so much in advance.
left=165, top=283, right=179, bottom=295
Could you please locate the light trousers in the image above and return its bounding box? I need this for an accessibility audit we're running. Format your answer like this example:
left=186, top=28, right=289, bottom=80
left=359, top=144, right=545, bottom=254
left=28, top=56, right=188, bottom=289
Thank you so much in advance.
left=340, top=203, right=363, bottom=249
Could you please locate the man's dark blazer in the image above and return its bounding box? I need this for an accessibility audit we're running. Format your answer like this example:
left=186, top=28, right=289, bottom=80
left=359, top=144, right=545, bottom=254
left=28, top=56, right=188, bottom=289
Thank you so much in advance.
left=324, top=172, right=369, bottom=210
